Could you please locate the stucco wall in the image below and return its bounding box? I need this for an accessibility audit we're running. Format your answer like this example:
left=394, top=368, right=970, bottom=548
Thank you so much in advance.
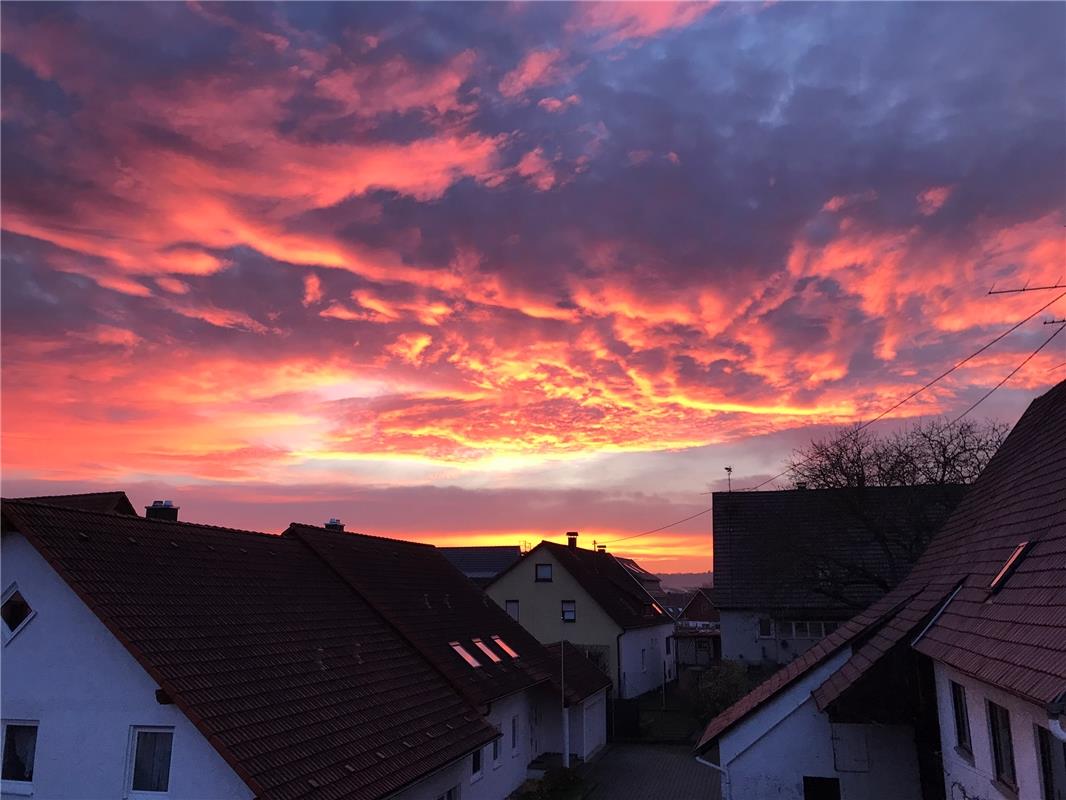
left=720, top=610, right=825, bottom=665
left=715, top=646, right=921, bottom=800
left=618, top=623, right=675, bottom=699
left=935, top=662, right=1063, bottom=800
left=487, top=548, right=623, bottom=694
left=1, top=531, right=254, bottom=800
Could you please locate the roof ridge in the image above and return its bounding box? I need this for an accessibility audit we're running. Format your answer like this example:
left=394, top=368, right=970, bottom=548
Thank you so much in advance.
left=284, top=521, right=436, bottom=548
left=2, top=498, right=280, bottom=541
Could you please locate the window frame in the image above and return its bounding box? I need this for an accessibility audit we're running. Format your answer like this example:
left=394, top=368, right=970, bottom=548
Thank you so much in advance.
left=641, top=648, right=646, bottom=672
left=510, top=715, right=519, bottom=756
left=505, top=599, right=519, bottom=621
left=1035, top=724, right=1059, bottom=800
left=492, top=737, right=501, bottom=770
left=950, top=681, right=972, bottom=758
left=534, top=563, right=553, bottom=583
left=1, top=585, right=37, bottom=646
left=561, top=600, right=576, bottom=623
left=1, top=719, right=39, bottom=795
left=757, top=618, right=774, bottom=639
left=987, top=700, right=1017, bottom=790
left=470, top=746, right=483, bottom=784
left=126, top=726, right=175, bottom=797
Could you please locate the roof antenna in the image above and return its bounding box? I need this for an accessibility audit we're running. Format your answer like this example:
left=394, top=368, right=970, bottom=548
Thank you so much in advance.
left=725, top=465, right=733, bottom=492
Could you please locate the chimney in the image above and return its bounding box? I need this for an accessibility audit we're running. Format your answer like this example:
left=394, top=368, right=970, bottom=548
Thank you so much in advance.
left=145, top=500, right=179, bottom=522
left=324, top=518, right=345, bottom=532
left=796, top=482, right=808, bottom=491
left=596, top=544, right=606, bottom=553
left=566, top=531, right=579, bottom=549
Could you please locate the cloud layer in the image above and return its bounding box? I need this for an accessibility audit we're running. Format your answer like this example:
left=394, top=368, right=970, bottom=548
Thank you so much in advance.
left=3, top=2, right=1063, bottom=570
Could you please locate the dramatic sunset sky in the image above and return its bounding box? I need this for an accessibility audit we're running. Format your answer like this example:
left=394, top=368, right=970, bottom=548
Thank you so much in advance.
left=2, top=2, right=1064, bottom=572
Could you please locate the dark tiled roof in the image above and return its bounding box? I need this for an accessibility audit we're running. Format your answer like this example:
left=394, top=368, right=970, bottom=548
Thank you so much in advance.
left=545, top=641, right=613, bottom=703
left=286, top=524, right=559, bottom=707
left=440, top=546, right=522, bottom=583
left=678, top=589, right=718, bottom=623
left=18, top=490, right=137, bottom=516
left=699, top=380, right=1066, bottom=750
left=1, top=501, right=496, bottom=800
left=497, top=542, right=671, bottom=630
left=712, top=483, right=966, bottom=612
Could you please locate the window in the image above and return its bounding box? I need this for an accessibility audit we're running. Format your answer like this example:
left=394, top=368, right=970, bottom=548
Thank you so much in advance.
left=990, top=542, right=1030, bottom=592
left=129, top=727, right=173, bottom=793
left=505, top=600, right=519, bottom=621
left=757, top=618, right=774, bottom=638
left=561, top=600, right=576, bottom=623
left=641, top=648, right=646, bottom=672
left=510, top=715, right=519, bottom=753
left=472, top=638, right=501, bottom=663
left=803, top=776, right=841, bottom=800
left=535, top=563, right=552, bottom=582
left=492, top=738, right=501, bottom=768
left=434, top=788, right=458, bottom=800
left=794, top=621, right=809, bottom=638
left=449, top=641, right=481, bottom=668
left=2, top=722, right=37, bottom=783
left=1036, top=724, right=1060, bottom=800
left=950, top=682, right=972, bottom=756
left=666, top=637, right=671, bottom=655
left=1, top=587, right=35, bottom=644
left=987, top=701, right=1016, bottom=789
left=471, top=747, right=483, bottom=782
left=491, top=635, right=518, bottom=659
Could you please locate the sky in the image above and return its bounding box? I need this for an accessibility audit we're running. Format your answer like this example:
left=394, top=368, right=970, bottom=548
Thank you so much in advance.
left=2, top=1, right=1064, bottom=573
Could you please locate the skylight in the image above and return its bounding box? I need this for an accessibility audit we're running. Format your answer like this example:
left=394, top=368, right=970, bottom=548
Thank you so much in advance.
left=491, top=635, right=518, bottom=658
left=449, top=641, right=481, bottom=668
left=989, top=541, right=1030, bottom=591
left=472, top=638, right=501, bottom=663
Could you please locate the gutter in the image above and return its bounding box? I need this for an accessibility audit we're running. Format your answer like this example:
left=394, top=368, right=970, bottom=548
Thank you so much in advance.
left=695, top=755, right=732, bottom=800
left=1048, top=690, right=1066, bottom=743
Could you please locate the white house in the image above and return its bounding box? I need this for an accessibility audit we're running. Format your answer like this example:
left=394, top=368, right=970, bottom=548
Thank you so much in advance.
left=2, top=495, right=610, bottom=800
left=486, top=535, right=675, bottom=701
left=696, top=380, right=1066, bottom=800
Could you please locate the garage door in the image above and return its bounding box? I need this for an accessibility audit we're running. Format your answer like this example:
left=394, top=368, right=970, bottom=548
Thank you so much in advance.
left=584, top=696, right=606, bottom=758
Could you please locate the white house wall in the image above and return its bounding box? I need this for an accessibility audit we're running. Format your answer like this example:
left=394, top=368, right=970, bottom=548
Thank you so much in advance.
left=935, top=662, right=1061, bottom=800
left=618, top=622, right=675, bottom=699
left=531, top=686, right=607, bottom=763
left=716, top=647, right=921, bottom=800
left=0, top=531, right=254, bottom=800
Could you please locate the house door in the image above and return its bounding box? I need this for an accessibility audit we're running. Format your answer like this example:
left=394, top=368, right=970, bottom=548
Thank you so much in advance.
left=803, top=777, right=841, bottom=800
left=528, top=705, right=539, bottom=757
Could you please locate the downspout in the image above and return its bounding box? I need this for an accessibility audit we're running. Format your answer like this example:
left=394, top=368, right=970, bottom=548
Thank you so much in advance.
left=695, top=755, right=732, bottom=800
left=1048, top=690, right=1066, bottom=742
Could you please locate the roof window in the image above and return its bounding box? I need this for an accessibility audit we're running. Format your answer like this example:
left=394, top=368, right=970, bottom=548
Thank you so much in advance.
left=472, top=638, right=501, bottom=663
left=491, top=635, right=518, bottom=658
left=989, top=541, right=1031, bottom=592
left=449, top=641, right=481, bottom=668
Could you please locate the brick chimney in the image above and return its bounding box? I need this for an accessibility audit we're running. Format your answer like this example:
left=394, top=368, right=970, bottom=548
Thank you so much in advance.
left=324, top=518, right=345, bottom=532
left=567, top=531, right=579, bottom=549
left=145, top=500, right=179, bottom=522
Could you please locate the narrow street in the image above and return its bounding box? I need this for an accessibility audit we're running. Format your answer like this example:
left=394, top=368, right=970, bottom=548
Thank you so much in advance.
left=583, top=744, right=722, bottom=800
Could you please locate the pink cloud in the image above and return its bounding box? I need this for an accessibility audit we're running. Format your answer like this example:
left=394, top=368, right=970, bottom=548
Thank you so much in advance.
left=499, top=49, right=574, bottom=98
left=570, top=2, right=716, bottom=46
left=538, top=94, right=581, bottom=113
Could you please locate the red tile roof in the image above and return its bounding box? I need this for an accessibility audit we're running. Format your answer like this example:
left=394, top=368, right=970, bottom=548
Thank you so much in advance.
left=286, top=522, right=609, bottom=706
left=698, top=380, right=1066, bottom=750
left=491, top=542, right=671, bottom=630
left=18, top=490, right=137, bottom=516
left=712, top=484, right=966, bottom=613
left=2, top=501, right=497, bottom=800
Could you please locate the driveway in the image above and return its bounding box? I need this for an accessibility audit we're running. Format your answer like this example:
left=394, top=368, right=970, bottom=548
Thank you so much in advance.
left=583, top=744, right=722, bottom=800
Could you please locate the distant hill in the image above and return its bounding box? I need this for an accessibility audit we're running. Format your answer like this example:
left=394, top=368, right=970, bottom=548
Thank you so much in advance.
left=659, top=571, right=713, bottom=591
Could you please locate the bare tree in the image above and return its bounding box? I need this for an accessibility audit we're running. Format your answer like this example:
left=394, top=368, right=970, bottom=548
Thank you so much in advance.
left=782, top=418, right=1007, bottom=609
left=788, top=418, right=1008, bottom=489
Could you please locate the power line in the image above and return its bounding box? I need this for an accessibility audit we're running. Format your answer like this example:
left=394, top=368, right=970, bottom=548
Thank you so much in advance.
left=743, top=289, right=1066, bottom=491
left=598, top=507, right=711, bottom=545
left=607, top=289, right=1066, bottom=544
left=950, top=323, right=1065, bottom=424
left=987, top=281, right=1065, bottom=295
